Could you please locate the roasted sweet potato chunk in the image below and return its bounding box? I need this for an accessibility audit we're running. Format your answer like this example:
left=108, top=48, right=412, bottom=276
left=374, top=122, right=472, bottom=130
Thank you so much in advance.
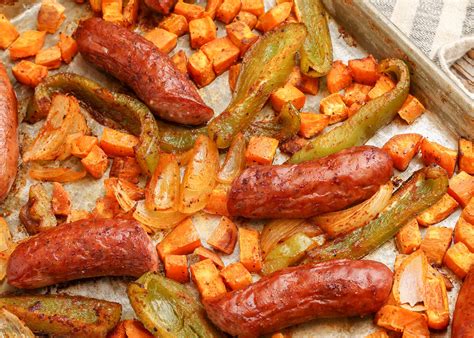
left=368, top=75, right=395, bottom=100
left=9, top=30, right=46, bottom=60
left=459, top=138, right=474, bottom=174
left=448, top=171, right=474, bottom=207
left=397, top=94, right=425, bottom=124
left=188, top=50, right=216, bottom=87
left=207, top=216, right=238, bottom=254
left=51, top=182, right=71, bottom=216
left=35, top=45, right=62, bottom=69
left=233, top=10, right=257, bottom=29
left=420, top=226, right=453, bottom=266
left=194, top=246, right=224, bottom=269
left=220, top=262, right=252, bottom=290
left=424, top=266, right=449, bottom=330
left=343, top=83, right=372, bottom=106
left=164, top=254, right=189, bottom=283
left=174, top=1, right=205, bottom=21
left=241, top=0, right=264, bottom=16
left=70, top=135, right=99, bottom=158
left=0, top=14, right=19, bottom=49
left=271, top=84, right=306, bottom=112
left=226, top=21, right=258, bottom=55
left=189, top=16, right=217, bottom=49
left=258, top=2, right=292, bottom=32
left=299, top=113, right=329, bottom=138
left=204, top=184, right=231, bottom=217
left=100, top=127, right=139, bottom=157
left=382, top=133, right=423, bottom=171
left=239, top=227, right=262, bottom=272
left=144, top=28, right=177, bottom=54
left=58, top=33, right=78, bottom=64
left=375, top=305, right=429, bottom=336
left=395, top=219, right=421, bottom=254
left=287, top=66, right=319, bottom=95
left=348, top=55, right=380, bottom=85
left=455, top=216, right=474, bottom=253
left=37, top=0, right=66, bottom=33
left=171, top=50, right=188, bottom=75
left=159, top=13, right=189, bottom=36
left=81, top=145, right=109, bottom=179
left=102, top=0, right=124, bottom=23
left=190, top=259, right=227, bottom=299
left=327, top=60, right=352, bottom=94
left=228, top=63, right=240, bottom=92
left=216, top=0, right=241, bottom=24
left=444, top=241, right=473, bottom=279
left=109, top=157, right=142, bottom=183
left=201, top=37, right=240, bottom=75
left=319, top=93, right=348, bottom=124
left=12, top=61, right=48, bottom=87
left=245, top=136, right=279, bottom=166
left=420, top=139, right=457, bottom=177
left=416, top=193, right=459, bottom=226
left=205, top=0, right=223, bottom=19
left=462, top=198, right=474, bottom=225
left=156, top=218, right=201, bottom=260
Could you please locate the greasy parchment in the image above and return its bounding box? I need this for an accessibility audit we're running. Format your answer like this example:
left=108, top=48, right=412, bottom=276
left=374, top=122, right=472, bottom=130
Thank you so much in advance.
left=0, top=0, right=462, bottom=337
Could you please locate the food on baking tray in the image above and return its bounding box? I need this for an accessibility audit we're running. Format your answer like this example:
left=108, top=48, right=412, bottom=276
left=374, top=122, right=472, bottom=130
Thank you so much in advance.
left=452, top=269, right=474, bottom=337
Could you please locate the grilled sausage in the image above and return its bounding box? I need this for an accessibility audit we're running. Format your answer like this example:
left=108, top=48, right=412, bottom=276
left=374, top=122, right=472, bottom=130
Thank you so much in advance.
left=144, top=0, right=177, bottom=14
left=452, top=269, right=474, bottom=337
left=228, top=146, right=393, bottom=218
left=0, top=62, right=18, bottom=202
left=7, top=218, right=158, bottom=289
left=74, top=18, right=213, bottom=125
left=204, top=259, right=393, bottom=337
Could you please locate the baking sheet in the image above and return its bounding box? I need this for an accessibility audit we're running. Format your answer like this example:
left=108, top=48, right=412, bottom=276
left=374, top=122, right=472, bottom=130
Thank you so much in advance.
left=0, top=0, right=464, bottom=337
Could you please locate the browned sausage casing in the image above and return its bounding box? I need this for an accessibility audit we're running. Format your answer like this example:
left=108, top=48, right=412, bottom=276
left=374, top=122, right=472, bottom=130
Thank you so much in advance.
left=204, top=259, right=393, bottom=337
left=452, top=269, right=474, bottom=337
left=0, top=62, right=18, bottom=202
left=7, top=218, right=158, bottom=289
left=74, top=18, right=213, bottom=125
left=228, top=145, right=393, bottom=218
left=145, top=0, right=177, bottom=14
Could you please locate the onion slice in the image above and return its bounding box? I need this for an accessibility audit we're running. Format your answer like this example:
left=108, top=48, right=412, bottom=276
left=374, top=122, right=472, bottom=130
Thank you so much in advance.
left=133, top=200, right=188, bottom=231
left=393, top=250, right=428, bottom=307
left=145, top=153, right=179, bottom=211
left=0, top=309, right=35, bottom=337
left=114, top=179, right=137, bottom=212
left=29, top=166, right=87, bottom=183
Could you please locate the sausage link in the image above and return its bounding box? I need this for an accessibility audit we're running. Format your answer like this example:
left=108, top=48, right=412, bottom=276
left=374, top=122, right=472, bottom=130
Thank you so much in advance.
left=228, top=146, right=393, bottom=218
left=203, top=259, right=393, bottom=337
left=7, top=218, right=158, bottom=289
left=74, top=18, right=213, bottom=125
left=144, top=0, right=177, bottom=14
left=0, top=62, right=18, bottom=202
left=452, top=269, right=474, bottom=337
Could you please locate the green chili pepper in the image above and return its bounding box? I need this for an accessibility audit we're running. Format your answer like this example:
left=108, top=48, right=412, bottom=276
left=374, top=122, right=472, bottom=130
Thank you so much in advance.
left=208, top=23, right=307, bottom=149
left=304, top=166, right=448, bottom=263
left=127, top=272, right=223, bottom=338
left=156, top=120, right=207, bottom=153
left=0, top=295, right=121, bottom=337
left=290, top=58, right=410, bottom=163
left=295, top=0, right=333, bottom=77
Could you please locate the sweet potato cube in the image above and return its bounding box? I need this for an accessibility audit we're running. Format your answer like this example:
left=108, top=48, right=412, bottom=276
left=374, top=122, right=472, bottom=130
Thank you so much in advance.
left=234, top=10, right=257, bottom=29
left=58, top=33, right=78, bottom=64
left=368, top=75, right=395, bottom=100
left=365, top=330, right=389, bottom=338
left=348, top=55, right=380, bottom=85
left=287, top=66, right=319, bottom=95
left=190, top=259, right=227, bottom=299
left=375, top=305, right=429, bottom=334
left=245, top=136, right=279, bottom=166
left=81, top=145, right=109, bottom=179
left=216, top=0, right=241, bottom=24
left=89, top=0, right=102, bottom=12
left=420, top=226, right=453, bottom=266
left=448, top=171, right=474, bottom=207
left=398, top=94, right=425, bottom=124
left=424, top=266, right=449, bottom=330
left=0, top=14, right=19, bottom=49
left=382, top=133, right=423, bottom=171
left=11, top=61, right=48, bottom=87
left=123, top=0, right=140, bottom=26
left=444, top=242, right=473, bottom=278
left=396, top=219, right=421, bottom=254
left=271, top=84, right=306, bottom=112
left=459, top=138, right=474, bottom=174
left=164, top=255, right=189, bottom=283
left=454, top=216, right=474, bottom=256
left=174, top=2, right=205, bottom=21
left=102, top=0, right=124, bottom=23
left=204, top=185, right=230, bottom=217
left=157, top=218, right=201, bottom=260
left=35, top=45, right=62, bottom=69
left=194, top=246, right=224, bottom=269
left=159, top=13, right=189, bottom=36
left=144, top=28, right=177, bottom=54
left=9, top=30, right=46, bottom=60
left=462, top=198, right=474, bottom=224
left=100, top=127, right=139, bottom=157
left=220, top=262, right=252, bottom=290
left=189, top=16, right=217, bottom=49
left=225, top=21, right=258, bottom=55
left=201, top=37, right=240, bottom=75
left=109, top=158, right=142, bottom=185
left=420, top=139, right=457, bottom=177
left=187, top=50, right=216, bottom=87
left=327, top=60, right=352, bottom=94
left=171, top=50, right=188, bottom=75
left=239, top=227, right=262, bottom=272
left=205, top=0, right=223, bottom=19
left=343, top=83, right=371, bottom=106
left=258, top=2, right=292, bottom=32
left=416, top=193, right=459, bottom=226
left=66, top=209, right=91, bottom=223
left=241, top=0, right=264, bottom=16
left=207, top=216, right=238, bottom=254
left=37, top=0, right=65, bottom=33
left=299, top=113, right=329, bottom=138
left=123, top=320, right=153, bottom=337
left=71, top=135, right=99, bottom=158
left=228, top=63, right=240, bottom=92
left=51, top=182, right=71, bottom=216
left=319, top=93, right=348, bottom=124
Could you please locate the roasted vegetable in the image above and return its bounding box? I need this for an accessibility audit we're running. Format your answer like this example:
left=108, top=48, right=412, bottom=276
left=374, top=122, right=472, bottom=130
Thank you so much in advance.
left=217, top=133, right=246, bottom=184
left=0, top=295, right=121, bottom=337
left=305, top=166, right=448, bottom=262
left=0, top=309, right=34, bottom=337
left=19, top=183, right=56, bottom=235
left=294, top=0, right=332, bottom=77
left=290, top=58, right=410, bottom=163
left=133, top=200, right=187, bottom=231
left=208, top=23, right=307, bottom=148
left=127, top=272, right=223, bottom=337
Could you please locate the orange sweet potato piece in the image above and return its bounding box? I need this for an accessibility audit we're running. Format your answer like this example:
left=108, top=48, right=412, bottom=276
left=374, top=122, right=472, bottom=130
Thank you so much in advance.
left=319, top=93, right=348, bottom=124
left=226, top=21, right=258, bottom=55
left=234, top=10, right=258, bottom=29
left=327, top=60, right=352, bottom=94
left=174, top=1, right=205, bottom=21
left=81, top=145, right=109, bottom=179
left=11, top=61, right=48, bottom=87
left=343, top=83, right=372, bottom=106
left=123, top=320, right=153, bottom=337
left=375, top=305, right=429, bottom=335
left=424, top=266, right=449, bottom=330
left=416, top=193, right=459, bottom=226
left=395, top=219, right=421, bottom=254
left=123, top=0, right=140, bottom=26
left=348, top=55, right=380, bottom=85
left=35, top=46, right=62, bottom=69
left=144, top=28, right=177, bottom=54
left=241, top=0, right=264, bottom=16
left=448, top=171, right=474, bottom=207
left=156, top=218, right=201, bottom=260
left=51, top=182, right=71, bottom=216
left=171, top=50, right=188, bottom=75
left=109, top=157, right=142, bottom=183
left=194, top=246, right=224, bottom=269
left=270, top=84, right=306, bottom=112
left=201, top=37, right=240, bottom=75
left=108, top=321, right=126, bottom=338
left=159, top=13, right=189, bottom=37
left=9, top=30, right=46, bottom=60
left=189, top=16, right=217, bottom=49
left=367, top=75, right=395, bottom=100
left=205, top=0, right=223, bottom=19
left=245, top=136, right=279, bottom=166
left=463, top=198, right=474, bottom=224
left=204, top=184, right=230, bottom=217
left=164, top=254, right=189, bottom=283
left=187, top=50, right=216, bottom=87
left=444, top=241, right=473, bottom=279
left=220, top=262, right=252, bottom=290
left=455, top=216, right=474, bottom=252
left=459, top=138, right=474, bottom=174
left=100, top=127, right=139, bottom=157
left=382, top=133, right=423, bottom=171
left=420, top=226, right=453, bottom=266
left=66, top=209, right=91, bottom=223
left=0, top=14, right=19, bottom=49
left=228, top=63, right=240, bottom=92
left=37, top=0, right=65, bottom=33
left=102, top=0, right=124, bottom=24
left=299, top=113, right=329, bottom=138
left=58, top=33, right=78, bottom=64
left=92, top=195, right=121, bottom=219
left=258, top=2, right=292, bottom=32
left=239, top=227, right=262, bottom=272
left=287, top=66, right=319, bottom=95
left=216, top=0, right=242, bottom=24
left=190, top=258, right=227, bottom=299
left=397, top=95, right=425, bottom=124
left=207, top=216, right=238, bottom=254
left=70, top=135, right=99, bottom=158
left=420, top=139, right=457, bottom=177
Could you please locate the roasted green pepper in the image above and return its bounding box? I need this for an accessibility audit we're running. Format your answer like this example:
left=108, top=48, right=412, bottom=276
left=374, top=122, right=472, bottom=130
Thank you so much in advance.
left=156, top=120, right=207, bottom=153
left=0, top=295, right=121, bottom=337
left=304, top=166, right=448, bottom=263
left=127, top=272, right=223, bottom=338
left=294, top=0, right=333, bottom=77
left=208, top=23, right=307, bottom=149
left=290, top=58, right=410, bottom=163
